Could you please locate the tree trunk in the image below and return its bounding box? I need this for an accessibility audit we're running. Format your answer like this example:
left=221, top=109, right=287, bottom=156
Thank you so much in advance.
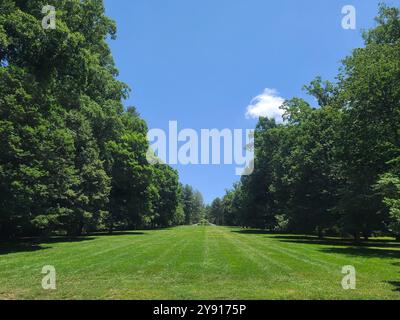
left=317, top=227, right=324, bottom=239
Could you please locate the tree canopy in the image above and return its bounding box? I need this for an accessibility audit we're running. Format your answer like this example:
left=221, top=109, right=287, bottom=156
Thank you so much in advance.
left=211, top=4, right=400, bottom=241
left=0, top=0, right=198, bottom=238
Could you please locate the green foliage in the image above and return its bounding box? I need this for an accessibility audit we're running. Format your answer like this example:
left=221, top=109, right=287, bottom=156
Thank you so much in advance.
left=375, top=156, right=400, bottom=238
left=208, top=198, right=224, bottom=225
left=151, top=164, right=181, bottom=228
left=0, top=0, right=186, bottom=237
left=215, top=4, right=400, bottom=240
left=376, top=173, right=400, bottom=236
left=181, top=185, right=205, bottom=225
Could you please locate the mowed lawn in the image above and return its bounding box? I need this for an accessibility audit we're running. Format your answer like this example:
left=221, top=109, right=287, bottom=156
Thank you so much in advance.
left=0, top=225, right=400, bottom=300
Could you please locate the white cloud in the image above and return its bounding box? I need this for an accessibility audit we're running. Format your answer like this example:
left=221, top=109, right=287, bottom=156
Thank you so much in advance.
left=245, top=88, right=285, bottom=122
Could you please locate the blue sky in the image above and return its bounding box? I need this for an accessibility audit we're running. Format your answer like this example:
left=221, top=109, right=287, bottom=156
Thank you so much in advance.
left=104, top=0, right=399, bottom=203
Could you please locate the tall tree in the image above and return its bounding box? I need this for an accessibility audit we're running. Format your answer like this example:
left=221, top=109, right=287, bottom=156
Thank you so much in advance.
left=0, top=0, right=185, bottom=237
left=334, top=4, right=400, bottom=239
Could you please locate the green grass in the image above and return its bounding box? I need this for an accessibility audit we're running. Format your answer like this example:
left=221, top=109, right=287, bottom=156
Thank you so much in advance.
left=0, top=225, right=399, bottom=300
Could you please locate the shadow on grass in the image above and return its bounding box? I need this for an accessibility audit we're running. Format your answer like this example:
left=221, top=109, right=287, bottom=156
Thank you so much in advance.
left=271, top=235, right=400, bottom=249
left=0, top=236, right=95, bottom=256
left=233, top=229, right=400, bottom=247
left=273, top=235, right=400, bottom=293
left=90, top=231, right=147, bottom=237
left=233, top=230, right=400, bottom=258
left=319, top=247, right=400, bottom=259
left=269, top=235, right=400, bottom=261
left=234, top=229, right=400, bottom=294
left=387, top=263, right=400, bottom=293
left=0, top=231, right=147, bottom=256
left=0, top=243, right=46, bottom=255
left=387, top=281, right=400, bottom=292
left=231, top=229, right=272, bottom=235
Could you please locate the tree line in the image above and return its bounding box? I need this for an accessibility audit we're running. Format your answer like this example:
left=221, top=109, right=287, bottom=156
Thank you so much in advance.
left=0, top=0, right=204, bottom=238
left=207, top=5, right=400, bottom=241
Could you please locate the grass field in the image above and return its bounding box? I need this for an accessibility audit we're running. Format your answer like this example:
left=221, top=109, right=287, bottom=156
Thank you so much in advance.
left=0, top=225, right=399, bottom=300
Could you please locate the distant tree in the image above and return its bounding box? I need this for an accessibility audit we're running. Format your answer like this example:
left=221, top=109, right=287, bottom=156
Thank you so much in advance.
left=209, top=198, right=224, bottom=225
left=151, top=164, right=181, bottom=228
left=181, top=185, right=204, bottom=225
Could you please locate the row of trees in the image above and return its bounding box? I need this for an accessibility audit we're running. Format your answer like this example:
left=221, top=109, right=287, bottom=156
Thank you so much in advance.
left=0, top=0, right=204, bottom=238
left=208, top=5, right=400, bottom=241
